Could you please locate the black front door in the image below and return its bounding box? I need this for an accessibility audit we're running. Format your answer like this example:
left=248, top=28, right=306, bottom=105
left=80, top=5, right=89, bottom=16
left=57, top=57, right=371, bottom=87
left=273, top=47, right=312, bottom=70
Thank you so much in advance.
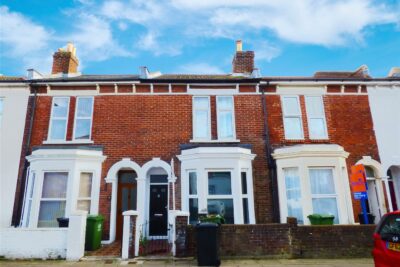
left=149, top=184, right=168, bottom=236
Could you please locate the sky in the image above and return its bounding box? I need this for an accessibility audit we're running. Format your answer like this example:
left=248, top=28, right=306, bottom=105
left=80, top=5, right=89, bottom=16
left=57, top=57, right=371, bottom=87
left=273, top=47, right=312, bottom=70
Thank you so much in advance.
left=0, top=0, right=399, bottom=78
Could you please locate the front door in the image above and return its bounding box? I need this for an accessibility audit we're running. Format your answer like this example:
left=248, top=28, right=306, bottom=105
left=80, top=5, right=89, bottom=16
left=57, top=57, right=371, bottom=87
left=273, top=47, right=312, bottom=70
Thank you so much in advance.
left=116, top=171, right=137, bottom=240
left=149, top=184, right=168, bottom=236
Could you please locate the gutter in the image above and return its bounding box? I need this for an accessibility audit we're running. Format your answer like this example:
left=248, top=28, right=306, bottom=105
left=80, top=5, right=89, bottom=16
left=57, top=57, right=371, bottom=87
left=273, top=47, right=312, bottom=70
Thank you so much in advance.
left=260, top=81, right=280, bottom=223
left=12, top=84, right=37, bottom=226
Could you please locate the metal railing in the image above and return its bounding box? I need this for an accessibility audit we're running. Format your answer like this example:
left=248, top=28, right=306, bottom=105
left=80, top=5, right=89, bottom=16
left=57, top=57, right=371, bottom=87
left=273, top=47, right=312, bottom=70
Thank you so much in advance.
left=138, top=220, right=172, bottom=256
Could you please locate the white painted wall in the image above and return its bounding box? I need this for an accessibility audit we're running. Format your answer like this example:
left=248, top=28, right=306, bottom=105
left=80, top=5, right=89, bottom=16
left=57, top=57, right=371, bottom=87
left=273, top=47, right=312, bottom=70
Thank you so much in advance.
left=0, top=210, right=87, bottom=260
left=368, top=85, right=400, bottom=172
left=0, top=83, right=30, bottom=228
left=0, top=228, right=68, bottom=259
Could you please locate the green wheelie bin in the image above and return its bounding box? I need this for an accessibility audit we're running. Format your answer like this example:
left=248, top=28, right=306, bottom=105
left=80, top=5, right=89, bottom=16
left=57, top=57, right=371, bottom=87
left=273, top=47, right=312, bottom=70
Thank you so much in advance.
left=85, top=215, right=104, bottom=251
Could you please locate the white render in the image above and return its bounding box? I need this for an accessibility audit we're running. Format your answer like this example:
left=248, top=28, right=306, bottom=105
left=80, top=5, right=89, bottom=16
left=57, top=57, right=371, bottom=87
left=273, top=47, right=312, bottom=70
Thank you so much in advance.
left=23, top=148, right=106, bottom=227
left=272, top=144, right=355, bottom=225
left=178, top=146, right=256, bottom=224
left=0, top=82, right=30, bottom=228
left=368, top=85, right=400, bottom=211
left=0, top=211, right=87, bottom=260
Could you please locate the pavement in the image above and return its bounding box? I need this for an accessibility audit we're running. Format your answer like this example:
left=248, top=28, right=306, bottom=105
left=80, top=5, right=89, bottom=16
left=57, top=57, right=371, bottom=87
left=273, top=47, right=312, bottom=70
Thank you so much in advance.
left=0, top=258, right=374, bottom=267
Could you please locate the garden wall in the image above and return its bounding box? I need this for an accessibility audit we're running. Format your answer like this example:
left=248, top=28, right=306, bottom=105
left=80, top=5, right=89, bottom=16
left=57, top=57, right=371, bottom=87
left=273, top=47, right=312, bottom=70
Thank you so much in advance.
left=183, top=218, right=375, bottom=259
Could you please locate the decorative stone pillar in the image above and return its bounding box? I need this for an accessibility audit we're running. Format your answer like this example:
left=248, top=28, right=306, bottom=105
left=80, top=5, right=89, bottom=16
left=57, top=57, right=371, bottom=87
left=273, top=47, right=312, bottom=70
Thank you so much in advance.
left=66, top=210, right=88, bottom=261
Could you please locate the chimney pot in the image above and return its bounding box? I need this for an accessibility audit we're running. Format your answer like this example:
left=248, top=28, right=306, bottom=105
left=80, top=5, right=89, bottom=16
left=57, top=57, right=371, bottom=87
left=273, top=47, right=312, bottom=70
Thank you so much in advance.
left=236, top=40, right=242, bottom=52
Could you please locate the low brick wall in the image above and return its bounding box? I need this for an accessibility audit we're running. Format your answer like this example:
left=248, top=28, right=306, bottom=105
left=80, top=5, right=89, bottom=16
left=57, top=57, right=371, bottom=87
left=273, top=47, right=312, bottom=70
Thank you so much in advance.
left=184, top=219, right=375, bottom=259
left=294, top=225, right=375, bottom=258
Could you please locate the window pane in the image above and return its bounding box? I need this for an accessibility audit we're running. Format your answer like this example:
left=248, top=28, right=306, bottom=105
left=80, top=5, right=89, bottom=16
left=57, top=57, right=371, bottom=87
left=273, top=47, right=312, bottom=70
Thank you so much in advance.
left=120, top=172, right=137, bottom=183
left=130, top=187, right=137, bottom=210
left=218, top=96, right=233, bottom=109
left=284, top=168, right=304, bottom=224
left=312, top=198, right=339, bottom=224
left=52, top=98, right=69, bottom=117
left=42, top=172, right=68, bottom=198
left=194, top=97, right=209, bottom=109
left=79, top=173, right=92, bottom=198
left=38, top=201, right=66, bottom=227
left=309, top=169, right=335, bottom=194
left=284, top=117, right=303, bottom=139
left=77, top=98, right=93, bottom=117
left=305, top=96, right=324, bottom=116
left=189, top=198, right=198, bottom=225
left=218, top=111, right=233, bottom=138
left=241, top=172, right=247, bottom=194
left=208, top=172, right=231, bottom=195
left=77, top=200, right=91, bottom=212
left=194, top=110, right=208, bottom=138
left=189, top=172, right=197, bottom=195
left=243, top=198, right=249, bottom=224
left=74, top=118, right=91, bottom=140
left=207, top=199, right=234, bottom=224
left=50, top=119, right=67, bottom=140
left=309, top=118, right=326, bottom=139
left=283, top=97, right=300, bottom=115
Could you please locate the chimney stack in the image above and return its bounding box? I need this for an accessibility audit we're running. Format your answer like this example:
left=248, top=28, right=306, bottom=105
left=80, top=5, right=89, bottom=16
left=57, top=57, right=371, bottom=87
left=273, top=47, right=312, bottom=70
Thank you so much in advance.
left=51, top=42, right=79, bottom=75
left=232, top=40, right=254, bottom=74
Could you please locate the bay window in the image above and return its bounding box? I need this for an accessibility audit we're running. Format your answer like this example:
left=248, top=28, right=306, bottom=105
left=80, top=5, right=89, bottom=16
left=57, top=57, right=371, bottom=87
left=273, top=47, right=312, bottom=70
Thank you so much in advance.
left=241, top=171, right=250, bottom=224
left=284, top=168, right=304, bottom=224
left=38, top=172, right=68, bottom=227
left=48, top=97, right=70, bottom=140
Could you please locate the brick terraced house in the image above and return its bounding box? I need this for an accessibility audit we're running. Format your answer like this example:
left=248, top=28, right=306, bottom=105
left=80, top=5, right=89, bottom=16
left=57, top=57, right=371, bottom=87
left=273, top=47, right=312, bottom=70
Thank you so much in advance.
left=1, top=41, right=399, bottom=259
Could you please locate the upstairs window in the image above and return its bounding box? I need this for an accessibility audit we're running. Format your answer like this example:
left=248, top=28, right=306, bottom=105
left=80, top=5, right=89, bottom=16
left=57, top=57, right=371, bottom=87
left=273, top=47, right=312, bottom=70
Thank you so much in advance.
left=49, top=97, right=70, bottom=140
left=217, top=96, right=235, bottom=140
left=281, top=96, right=303, bottom=139
left=305, top=96, right=328, bottom=139
left=73, top=97, right=94, bottom=140
left=193, top=97, right=211, bottom=140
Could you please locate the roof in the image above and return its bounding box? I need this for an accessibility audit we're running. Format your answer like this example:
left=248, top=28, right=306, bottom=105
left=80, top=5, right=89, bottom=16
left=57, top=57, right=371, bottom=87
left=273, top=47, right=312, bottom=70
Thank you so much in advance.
left=313, top=65, right=371, bottom=79
left=0, top=75, right=25, bottom=81
left=31, top=74, right=140, bottom=83
left=156, top=74, right=247, bottom=80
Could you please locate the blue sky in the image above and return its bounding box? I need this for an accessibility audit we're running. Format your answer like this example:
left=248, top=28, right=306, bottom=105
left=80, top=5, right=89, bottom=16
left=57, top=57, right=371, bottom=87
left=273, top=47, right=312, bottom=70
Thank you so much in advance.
left=0, top=0, right=399, bottom=77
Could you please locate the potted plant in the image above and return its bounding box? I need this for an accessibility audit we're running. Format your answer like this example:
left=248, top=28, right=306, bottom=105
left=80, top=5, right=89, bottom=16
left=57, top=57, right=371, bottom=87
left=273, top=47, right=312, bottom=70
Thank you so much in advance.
left=199, top=214, right=225, bottom=225
left=307, top=214, right=335, bottom=225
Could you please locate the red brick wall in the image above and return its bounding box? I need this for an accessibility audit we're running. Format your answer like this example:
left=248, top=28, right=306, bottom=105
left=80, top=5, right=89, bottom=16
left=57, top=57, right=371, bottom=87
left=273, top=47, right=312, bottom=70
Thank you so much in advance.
left=184, top=223, right=375, bottom=258
left=266, top=92, right=380, bottom=219
left=51, top=51, right=79, bottom=74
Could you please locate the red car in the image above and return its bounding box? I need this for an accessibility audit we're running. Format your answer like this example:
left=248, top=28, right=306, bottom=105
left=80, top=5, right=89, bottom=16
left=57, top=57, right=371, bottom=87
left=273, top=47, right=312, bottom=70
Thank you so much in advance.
left=372, top=211, right=400, bottom=267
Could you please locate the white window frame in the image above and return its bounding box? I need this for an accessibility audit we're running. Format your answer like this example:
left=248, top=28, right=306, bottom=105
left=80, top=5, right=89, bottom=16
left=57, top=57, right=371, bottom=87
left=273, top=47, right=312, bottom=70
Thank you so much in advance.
left=206, top=170, right=235, bottom=223
left=37, top=171, right=69, bottom=228
left=305, top=95, right=328, bottom=139
left=76, top=172, right=94, bottom=214
left=282, top=167, right=304, bottom=224
left=192, top=96, right=211, bottom=141
left=308, top=167, right=339, bottom=223
left=281, top=95, right=304, bottom=140
left=72, top=96, right=94, bottom=141
left=188, top=170, right=199, bottom=224
left=216, top=96, right=236, bottom=140
left=48, top=97, right=70, bottom=141
left=20, top=169, right=35, bottom=227
left=240, top=169, right=250, bottom=224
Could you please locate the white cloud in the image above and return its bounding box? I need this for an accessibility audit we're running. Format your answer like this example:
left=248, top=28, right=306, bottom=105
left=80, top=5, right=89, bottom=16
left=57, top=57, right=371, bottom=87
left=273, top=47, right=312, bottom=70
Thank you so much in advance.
left=136, top=31, right=181, bottom=56
left=251, top=41, right=281, bottom=62
left=176, top=63, right=225, bottom=74
left=65, top=13, right=133, bottom=61
left=0, top=6, right=53, bottom=72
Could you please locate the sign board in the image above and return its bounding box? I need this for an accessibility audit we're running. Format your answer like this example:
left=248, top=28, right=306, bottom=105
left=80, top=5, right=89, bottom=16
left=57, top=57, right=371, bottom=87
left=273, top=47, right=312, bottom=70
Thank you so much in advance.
left=350, top=164, right=368, bottom=194
left=353, top=192, right=368, bottom=200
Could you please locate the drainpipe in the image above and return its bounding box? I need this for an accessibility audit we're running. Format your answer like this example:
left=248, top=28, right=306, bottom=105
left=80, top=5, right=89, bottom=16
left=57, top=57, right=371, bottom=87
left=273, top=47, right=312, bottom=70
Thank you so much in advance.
left=12, top=84, right=37, bottom=226
left=260, top=81, right=280, bottom=223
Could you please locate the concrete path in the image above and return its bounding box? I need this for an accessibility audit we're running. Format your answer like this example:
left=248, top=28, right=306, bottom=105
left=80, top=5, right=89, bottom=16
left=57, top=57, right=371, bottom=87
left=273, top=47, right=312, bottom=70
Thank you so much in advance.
left=0, top=258, right=374, bottom=267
